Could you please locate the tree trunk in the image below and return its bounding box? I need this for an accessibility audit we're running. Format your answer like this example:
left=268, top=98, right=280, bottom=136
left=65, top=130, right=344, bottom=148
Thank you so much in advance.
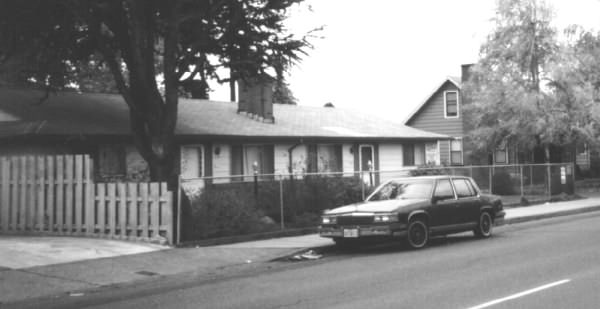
left=230, top=79, right=236, bottom=102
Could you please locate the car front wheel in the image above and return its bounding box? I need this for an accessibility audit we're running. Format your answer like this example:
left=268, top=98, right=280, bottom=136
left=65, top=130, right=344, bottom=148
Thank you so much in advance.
left=406, top=220, right=428, bottom=249
left=474, top=211, right=493, bottom=238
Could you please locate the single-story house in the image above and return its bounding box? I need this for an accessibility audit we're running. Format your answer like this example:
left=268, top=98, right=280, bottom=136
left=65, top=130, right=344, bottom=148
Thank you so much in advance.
left=0, top=85, right=450, bottom=184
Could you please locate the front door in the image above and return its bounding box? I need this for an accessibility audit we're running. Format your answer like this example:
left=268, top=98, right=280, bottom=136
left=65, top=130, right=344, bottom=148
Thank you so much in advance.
left=359, top=145, right=374, bottom=185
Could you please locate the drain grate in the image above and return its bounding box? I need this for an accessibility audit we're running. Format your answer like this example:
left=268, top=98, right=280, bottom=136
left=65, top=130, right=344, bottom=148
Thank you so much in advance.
left=135, top=270, right=159, bottom=276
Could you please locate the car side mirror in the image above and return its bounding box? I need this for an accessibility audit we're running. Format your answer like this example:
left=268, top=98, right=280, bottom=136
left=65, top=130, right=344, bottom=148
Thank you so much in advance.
left=431, top=196, right=440, bottom=204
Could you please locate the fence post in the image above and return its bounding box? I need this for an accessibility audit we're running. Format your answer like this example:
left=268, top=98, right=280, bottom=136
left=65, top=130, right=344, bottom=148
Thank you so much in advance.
left=368, top=160, right=373, bottom=187
left=1, top=158, right=9, bottom=232
left=279, top=174, right=284, bottom=230
left=547, top=163, right=552, bottom=199
left=176, top=175, right=182, bottom=245
left=361, top=170, right=365, bottom=200
left=253, top=162, right=259, bottom=209
left=572, top=162, right=576, bottom=195
left=520, top=165, right=524, bottom=198
left=489, top=166, right=493, bottom=194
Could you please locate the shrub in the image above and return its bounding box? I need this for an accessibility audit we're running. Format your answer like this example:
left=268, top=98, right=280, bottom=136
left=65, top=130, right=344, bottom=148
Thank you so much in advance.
left=409, top=165, right=447, bottom=176
left=182, top=175, right=366, bottom=240
left=187, top=188, right=277, bottom=240
left=491, top=171, right=515, bottom=195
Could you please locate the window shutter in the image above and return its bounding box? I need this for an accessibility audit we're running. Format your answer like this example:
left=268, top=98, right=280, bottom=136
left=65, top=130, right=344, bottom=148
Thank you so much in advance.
left=262, top=145, right=275, bottom=174
left=334, top=145, right=343, bottom=172
left=403, top=144, right=415, bottom=166
left=307, top=144, right=318, bottom=173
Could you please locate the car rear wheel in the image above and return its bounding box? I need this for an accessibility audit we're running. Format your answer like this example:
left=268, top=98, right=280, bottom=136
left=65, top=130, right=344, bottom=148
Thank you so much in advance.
left=474, top=211, right=493, bottom=238
left=406, top=220, right=428, bottom=249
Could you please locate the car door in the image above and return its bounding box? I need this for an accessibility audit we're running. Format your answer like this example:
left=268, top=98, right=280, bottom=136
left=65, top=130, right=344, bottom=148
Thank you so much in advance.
left=452, top=178, right=481, bottom=224
left=429, top=178, right=458, bottom=228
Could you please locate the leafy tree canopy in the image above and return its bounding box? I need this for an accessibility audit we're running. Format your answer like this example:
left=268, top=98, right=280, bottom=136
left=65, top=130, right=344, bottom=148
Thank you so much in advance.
left=463, top=0, right=599, bottom=159
left=0, top=0, right=315, bottom=181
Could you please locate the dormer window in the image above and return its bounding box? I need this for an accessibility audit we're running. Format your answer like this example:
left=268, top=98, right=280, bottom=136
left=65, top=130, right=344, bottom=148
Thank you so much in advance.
left=444, top=91, right=459, bottom=118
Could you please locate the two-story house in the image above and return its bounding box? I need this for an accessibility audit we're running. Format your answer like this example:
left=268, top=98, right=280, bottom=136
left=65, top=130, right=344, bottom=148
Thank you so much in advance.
left=403, top=68, right=467, bottom=166
left=405, top=64, right=598, bottom=176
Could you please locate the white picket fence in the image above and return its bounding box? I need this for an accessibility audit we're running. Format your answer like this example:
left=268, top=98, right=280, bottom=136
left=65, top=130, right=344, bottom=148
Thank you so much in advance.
left=0, top=155, right=173, bottom=244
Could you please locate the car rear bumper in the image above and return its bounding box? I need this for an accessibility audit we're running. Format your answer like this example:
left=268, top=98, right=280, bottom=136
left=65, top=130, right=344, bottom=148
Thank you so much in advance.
left=319, top=223, right=407, bottom=238
left=494, top=210, right=506, bottom=226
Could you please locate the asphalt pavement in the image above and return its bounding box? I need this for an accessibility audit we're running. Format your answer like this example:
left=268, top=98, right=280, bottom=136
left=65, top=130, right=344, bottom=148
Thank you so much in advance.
left=2, top=195, right=600, bottom=306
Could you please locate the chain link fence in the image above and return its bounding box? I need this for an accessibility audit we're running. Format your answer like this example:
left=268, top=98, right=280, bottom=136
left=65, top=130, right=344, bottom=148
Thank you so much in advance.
left=177, top=163, right=576, bottom=242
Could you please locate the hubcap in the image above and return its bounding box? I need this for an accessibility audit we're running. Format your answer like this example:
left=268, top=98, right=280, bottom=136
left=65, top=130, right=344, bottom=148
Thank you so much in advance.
left=410, top=223, right=427, bottom=246
left=481, top=214, right=491, bottom=234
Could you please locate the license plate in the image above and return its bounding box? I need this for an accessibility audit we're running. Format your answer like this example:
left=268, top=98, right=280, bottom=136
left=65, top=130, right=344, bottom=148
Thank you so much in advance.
left=343, top=229, right=359, bottom=238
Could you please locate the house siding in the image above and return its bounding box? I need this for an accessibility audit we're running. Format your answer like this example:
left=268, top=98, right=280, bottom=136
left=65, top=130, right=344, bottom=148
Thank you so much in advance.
left=406, top=81, right=463, bottom=138
left=379, top=143, right=410, bottom=182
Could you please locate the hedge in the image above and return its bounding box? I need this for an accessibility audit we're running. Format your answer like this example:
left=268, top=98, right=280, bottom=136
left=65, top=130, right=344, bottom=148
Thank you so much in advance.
left=181, top=176, right=369, bottom=241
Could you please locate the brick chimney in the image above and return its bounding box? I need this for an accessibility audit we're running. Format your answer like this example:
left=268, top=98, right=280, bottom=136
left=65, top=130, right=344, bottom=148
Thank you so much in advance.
left=461, top=64, right=474, bottom=84
left=237, top=79, right=275, bottom=123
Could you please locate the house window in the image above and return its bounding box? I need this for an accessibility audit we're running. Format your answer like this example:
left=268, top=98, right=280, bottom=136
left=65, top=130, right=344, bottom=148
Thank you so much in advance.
left=450, top=139, right=463, bottom=165
left=444, top=91, right=459, bottom=118
left=98, top=144, right=126, bottom=177
left=231, top=144, right=274, bottom=179
left=181, top=145, right=204, bottom=179
left=494, top=148, right=508, bottom=165
left=425, top=142, right=439, bottom=165
left=414, top=144, right=425, bottom=166
left=317, top=144, right=342, bottom=173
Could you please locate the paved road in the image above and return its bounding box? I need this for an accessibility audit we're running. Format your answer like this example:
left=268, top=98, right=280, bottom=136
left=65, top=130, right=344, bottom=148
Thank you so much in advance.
left=11, top=212, right=600, bottom=309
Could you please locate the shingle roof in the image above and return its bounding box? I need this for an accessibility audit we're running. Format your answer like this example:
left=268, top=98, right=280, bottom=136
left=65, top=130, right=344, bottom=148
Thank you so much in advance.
left=0, top=88, right=448, bottom=140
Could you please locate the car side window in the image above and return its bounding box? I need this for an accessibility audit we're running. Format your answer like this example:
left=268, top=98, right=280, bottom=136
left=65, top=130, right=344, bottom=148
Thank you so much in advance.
left=453, top=179, right=475, bottom=198
left=434, top=179, right=455, bottom=200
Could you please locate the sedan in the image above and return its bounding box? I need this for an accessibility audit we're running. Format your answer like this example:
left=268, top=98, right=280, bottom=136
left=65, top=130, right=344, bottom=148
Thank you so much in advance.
left=319, top=175, right=505, bottom=249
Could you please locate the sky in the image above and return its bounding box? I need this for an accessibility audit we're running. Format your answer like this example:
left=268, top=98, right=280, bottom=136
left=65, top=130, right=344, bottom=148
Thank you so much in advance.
left=211, top=0, right=600, bottom=122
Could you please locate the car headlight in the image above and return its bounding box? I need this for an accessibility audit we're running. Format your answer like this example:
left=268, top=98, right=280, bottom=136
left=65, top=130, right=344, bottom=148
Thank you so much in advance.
left=374, top=214, right=398, bottom=222
left=322, top=216, right=337, bottom=224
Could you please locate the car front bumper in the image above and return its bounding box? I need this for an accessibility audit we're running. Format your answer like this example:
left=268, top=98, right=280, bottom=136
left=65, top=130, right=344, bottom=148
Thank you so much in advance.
left=494, top=210, right=506, bottom=226
left=319, top=223, right=407, bottom=238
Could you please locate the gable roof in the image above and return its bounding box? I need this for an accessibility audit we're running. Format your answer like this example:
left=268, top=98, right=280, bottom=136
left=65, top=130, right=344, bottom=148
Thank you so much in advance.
left=403, top=77, right=461, bottom=125
left=0, top=88, right=448, bottom=141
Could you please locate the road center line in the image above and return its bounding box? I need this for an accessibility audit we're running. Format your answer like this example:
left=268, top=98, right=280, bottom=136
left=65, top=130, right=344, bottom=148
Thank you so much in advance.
left=467, top=279, right=571, bottom=309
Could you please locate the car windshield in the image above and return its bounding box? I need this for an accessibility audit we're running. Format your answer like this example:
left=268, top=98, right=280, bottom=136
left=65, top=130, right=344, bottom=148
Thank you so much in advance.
left=367, top=179, right=433, bottom=201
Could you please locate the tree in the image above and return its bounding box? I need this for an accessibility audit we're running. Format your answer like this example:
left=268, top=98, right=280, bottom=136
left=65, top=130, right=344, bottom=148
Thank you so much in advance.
left=0, top=0, right=313, bottom=183
left=462, top=0, right=562, bottom=161
left=546, top=27, right=600, bottom=148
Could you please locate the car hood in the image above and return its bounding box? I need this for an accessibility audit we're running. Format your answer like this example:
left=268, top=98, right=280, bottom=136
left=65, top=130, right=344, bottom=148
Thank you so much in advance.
left=324, top=199, right=428, bottom=215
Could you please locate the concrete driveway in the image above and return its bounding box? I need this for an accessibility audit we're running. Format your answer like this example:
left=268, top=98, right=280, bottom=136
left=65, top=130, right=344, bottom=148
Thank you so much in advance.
left=0, top=236, right=167, bottom=269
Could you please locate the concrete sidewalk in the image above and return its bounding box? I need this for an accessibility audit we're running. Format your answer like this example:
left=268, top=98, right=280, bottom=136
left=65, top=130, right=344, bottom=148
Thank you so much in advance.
left=1, top=196, right=600, bottom=305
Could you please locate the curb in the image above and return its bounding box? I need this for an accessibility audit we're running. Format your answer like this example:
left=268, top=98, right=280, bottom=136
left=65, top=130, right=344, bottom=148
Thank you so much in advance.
left=502, top=205, right=600, bottom=225
left=176, top=227, right=319, bottom=248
